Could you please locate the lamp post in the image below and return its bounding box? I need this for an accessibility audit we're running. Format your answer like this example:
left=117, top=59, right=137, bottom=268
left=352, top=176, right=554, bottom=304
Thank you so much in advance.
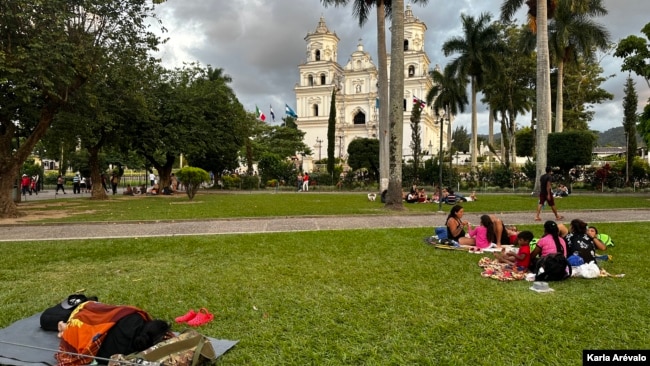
left=437, top=109, right=446, bottom=213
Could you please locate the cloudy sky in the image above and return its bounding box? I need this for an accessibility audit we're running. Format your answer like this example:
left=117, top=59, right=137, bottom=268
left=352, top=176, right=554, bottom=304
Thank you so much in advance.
left=150, top=0, right=649, bottom=134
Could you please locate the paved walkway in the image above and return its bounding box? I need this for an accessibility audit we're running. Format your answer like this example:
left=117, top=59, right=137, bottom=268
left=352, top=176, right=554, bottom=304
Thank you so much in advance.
left=2, top=206, right=649, bottom=242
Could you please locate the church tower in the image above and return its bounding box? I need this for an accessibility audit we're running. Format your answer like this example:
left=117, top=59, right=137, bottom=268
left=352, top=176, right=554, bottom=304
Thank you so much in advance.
left=294, top=7, right=444, bottom=172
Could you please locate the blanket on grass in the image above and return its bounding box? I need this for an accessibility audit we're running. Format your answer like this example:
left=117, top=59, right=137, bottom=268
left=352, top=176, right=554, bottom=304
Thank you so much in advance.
left=478, top=257, right=528, bottom=281
left=0, top=313, right=238, bottom=366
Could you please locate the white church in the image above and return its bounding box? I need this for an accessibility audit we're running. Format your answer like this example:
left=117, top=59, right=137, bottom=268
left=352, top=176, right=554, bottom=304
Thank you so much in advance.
left=293, top=5, right=452, bottom=172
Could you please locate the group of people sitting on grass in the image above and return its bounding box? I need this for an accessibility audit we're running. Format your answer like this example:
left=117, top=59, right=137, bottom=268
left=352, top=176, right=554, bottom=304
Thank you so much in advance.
left=402, top=185, right=477, bottom=204
left=444, top=204, right=613, bottom=273
left=554, top=184, right=570, bottom=197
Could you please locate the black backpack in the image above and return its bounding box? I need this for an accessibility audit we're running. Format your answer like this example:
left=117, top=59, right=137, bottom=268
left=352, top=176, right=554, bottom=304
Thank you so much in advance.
left=40, top=294, right=96, bottom=331
left=534, top=239, right=572, bottom=281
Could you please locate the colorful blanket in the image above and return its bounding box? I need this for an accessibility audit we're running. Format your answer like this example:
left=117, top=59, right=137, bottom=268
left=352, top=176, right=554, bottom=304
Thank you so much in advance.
left=478, top=257, right=528, bottom=281
left=56, top=302, right=150, bottom=366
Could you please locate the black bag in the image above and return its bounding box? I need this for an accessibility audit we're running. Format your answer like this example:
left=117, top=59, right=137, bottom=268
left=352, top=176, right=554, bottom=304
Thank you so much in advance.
left=40, top=294, right=93, bottom=331
left=534, top=238, right=571, bottom=281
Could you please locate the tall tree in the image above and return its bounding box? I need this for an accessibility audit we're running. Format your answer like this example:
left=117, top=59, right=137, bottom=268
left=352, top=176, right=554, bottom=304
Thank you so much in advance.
left=549, top=0, right=610, bottom=132
left=501, top=0, right=556, bottom=193
left=614, top=22, right=650, bottom=88
left=482, top=24, right=535, bottom=167
left=132, top=64, right=246, bottom=190
left=409, top=100, right=423, bottom=181
left=442, top=13, right=502, bottom=169
left=0, top=0, right=162, bottom=217
left=386, top=0, right=405, bottom=209
left=622, top=76, right=638, bottom=186
left=327, top=88, right=337, bottom=175
left=425, top=64, right=469, bottom=150
left=320, top=0, right=429, bottom=193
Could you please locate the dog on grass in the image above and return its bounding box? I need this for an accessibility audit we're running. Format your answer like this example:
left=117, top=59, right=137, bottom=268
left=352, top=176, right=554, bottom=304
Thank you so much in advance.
left=367, top=193, right=377, bottom=202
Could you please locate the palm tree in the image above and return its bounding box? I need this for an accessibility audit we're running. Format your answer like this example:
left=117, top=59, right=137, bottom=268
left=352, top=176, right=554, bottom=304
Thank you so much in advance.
left=386, top=0, right=404, bottom=208
left=425, top=65, right=469, bottom=158
left=549, top=0, right=610, bottom=132
left=442, top=13, right=502, bottom=169
left=321, top=0, right=429, bottom=194
left=501, top=0, right=554, bottom=193
left=482, top=24, right=535, bottom=167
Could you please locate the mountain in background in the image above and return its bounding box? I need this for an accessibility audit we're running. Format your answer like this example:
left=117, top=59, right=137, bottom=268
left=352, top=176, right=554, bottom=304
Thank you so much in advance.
left=478, top=127, right=644, bottom=148
left=596, top=126, right=643, bottom=147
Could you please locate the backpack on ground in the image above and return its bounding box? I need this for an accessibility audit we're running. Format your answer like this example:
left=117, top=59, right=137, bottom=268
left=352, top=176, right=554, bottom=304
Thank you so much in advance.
left=109, top=329, right=217, bottom=366
left=534, top=239, right=571, bottom=281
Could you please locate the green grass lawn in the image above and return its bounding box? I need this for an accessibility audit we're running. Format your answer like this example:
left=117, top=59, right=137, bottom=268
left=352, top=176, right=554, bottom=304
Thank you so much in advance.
left=15, top=192, right=650, bottom=223
left=1, top=222, right=648, bottom=365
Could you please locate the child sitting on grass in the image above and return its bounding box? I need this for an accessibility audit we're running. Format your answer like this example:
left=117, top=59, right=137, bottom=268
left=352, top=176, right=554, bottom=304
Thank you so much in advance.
left=468, top=215, right=497, bottom=251
left=494, top=231, right=534, bottom=271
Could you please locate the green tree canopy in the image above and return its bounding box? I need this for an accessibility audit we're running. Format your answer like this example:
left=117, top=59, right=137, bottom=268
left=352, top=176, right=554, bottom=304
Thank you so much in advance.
left=0, top=0, right=162, bottom=217
left=615, top=22, right=650, bottom=88
left=547, top=131, right=596, bottom=175
left=347, top=138, right=380, bottom=181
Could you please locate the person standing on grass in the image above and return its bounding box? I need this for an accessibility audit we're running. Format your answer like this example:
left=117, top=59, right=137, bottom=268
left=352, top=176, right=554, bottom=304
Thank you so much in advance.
left=72, top=173, right=81, bottom=194
left=110, top=173, right=119, bottom=195
left=535, top=166, right=563, bottom=221
left=302, top=172, right=309, bottom=192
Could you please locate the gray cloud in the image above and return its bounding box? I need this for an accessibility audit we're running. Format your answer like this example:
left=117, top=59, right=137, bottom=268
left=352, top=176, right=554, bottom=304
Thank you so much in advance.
left=152, top=0, right=650, bottom=133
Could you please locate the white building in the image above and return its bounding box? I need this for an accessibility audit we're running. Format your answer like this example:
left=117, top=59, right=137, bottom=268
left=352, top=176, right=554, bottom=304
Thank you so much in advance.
left=294, top=5, right=450, bottom=171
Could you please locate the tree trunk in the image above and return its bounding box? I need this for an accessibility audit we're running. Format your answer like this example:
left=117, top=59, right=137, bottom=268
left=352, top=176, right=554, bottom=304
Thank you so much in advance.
left=88, top=145, right=108, bottom=200
left=488, top=110, right=494, bottom=146
left=470, top=76, right=478, bottom=168
left=555, top=59, right=564, bottom=133
left=0, top=107, right=57, bottom=218
left=377, top=0, right=390, bottom=193
left=534, top=0, right=551, bottom=193
left=386, top=0, right=405, bottom=210
left=0, top=166, right=21, bottom=218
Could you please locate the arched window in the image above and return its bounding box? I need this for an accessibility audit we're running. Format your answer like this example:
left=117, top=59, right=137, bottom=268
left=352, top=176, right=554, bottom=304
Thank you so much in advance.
left=404, top=40, right=409, bottom=51
left=403, top=98, right=406, bottom=111
left=353, top=111, right=366, bottom=125
left=320, top=73, right=326, bottom=85
left=313, top=104, right=319, bottom=116
left=308, top=75, right=314, bottom=86
left=315, top=50, right=321, bottom=61
left=408, top=65, right=415, bottom=77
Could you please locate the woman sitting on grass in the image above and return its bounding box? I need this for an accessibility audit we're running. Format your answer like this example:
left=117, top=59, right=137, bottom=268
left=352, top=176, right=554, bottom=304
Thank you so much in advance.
left=565, top=219, right=606, bottom=265
left=529, top=220, right=567, bottom=271
left=446, top=205, right=510, bottom=247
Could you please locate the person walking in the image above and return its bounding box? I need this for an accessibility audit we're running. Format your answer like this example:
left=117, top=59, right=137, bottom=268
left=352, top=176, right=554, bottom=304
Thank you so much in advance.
left=21, top=174, right=31, bottom=196
left=535, top=167, right=563, bottom=221
left=56, top=174, right=66, bottom=194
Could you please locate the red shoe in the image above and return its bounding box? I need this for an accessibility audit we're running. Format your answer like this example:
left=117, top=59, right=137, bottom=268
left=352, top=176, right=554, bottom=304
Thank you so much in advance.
left=175, top=309, right=197, bottom=324
left=187, top=308, right=214, bottom=327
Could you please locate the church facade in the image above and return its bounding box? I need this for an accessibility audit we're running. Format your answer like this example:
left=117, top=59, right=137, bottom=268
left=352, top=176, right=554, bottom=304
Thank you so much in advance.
left=293, top=5, right=450, bottom=172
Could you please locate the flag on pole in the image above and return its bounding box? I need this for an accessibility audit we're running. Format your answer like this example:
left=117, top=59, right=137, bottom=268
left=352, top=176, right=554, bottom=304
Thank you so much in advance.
left=285, top=104, right=298, bottom=118
left=270, top=105, right=275, bottom=122
left=413, top=96, right=426, bottom=108
left=256, top=105, right=266, bottom=122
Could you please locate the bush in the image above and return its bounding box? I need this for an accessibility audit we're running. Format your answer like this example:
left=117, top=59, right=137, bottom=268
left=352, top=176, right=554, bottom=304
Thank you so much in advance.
left=175, top=167, right=209, bottom=200
left=221, top=175, right=241, bottom=189
left=241, top=175, right=260, bottom=190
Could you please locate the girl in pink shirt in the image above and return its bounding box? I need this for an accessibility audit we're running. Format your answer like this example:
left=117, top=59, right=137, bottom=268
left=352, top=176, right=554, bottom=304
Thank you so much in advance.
left=468, top=215, right=497, bottom=249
